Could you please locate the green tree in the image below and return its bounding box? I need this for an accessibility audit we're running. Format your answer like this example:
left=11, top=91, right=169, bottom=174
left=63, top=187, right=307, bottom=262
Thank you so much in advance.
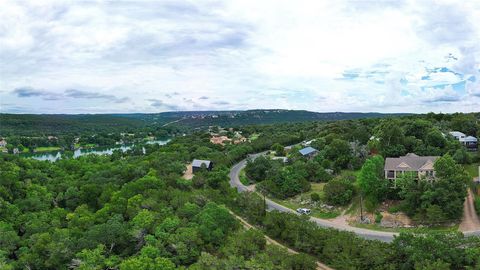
left=357, top=155, right=387, bottom=207
left=324, top=178, right=354, bottom=205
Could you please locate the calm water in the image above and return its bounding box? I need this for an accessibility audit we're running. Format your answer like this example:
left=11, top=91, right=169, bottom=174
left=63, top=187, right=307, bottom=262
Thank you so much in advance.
left=24, top=139, right=170, bottom=162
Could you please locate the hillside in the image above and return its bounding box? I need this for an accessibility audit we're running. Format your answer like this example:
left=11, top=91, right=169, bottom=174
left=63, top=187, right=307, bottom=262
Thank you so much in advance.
left=0, top=110, right=409, bottom=136
left=169, top=110, right=410, bottom=128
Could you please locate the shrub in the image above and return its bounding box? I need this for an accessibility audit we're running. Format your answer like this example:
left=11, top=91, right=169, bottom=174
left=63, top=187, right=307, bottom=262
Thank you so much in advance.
left=475, top=195, right=480, bottom=216
left=375, top=212, right=383, bottom=224
left=310, top=193, right=321, bottom=202
left=388, top=205, right=400, bottom=213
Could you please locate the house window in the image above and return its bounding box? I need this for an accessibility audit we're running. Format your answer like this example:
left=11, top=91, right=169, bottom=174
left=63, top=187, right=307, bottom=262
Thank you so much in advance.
left=387, top=170, right=395, bottom=178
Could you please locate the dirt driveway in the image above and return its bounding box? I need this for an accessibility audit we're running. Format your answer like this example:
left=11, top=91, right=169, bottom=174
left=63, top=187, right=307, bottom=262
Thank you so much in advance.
left=182, top=164, right=194, bottom=180
left=460, top=189, right=480, bottom=232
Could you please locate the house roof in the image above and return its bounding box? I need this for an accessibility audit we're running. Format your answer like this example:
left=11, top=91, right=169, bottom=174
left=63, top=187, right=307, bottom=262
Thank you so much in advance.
left=299, top=147, right=318, bottom=156
left=460, top=136, right=478, bottom=142
left=192, top=159, right=212, bottom=168
left=449, top=131, right=466, bottom=138
left=384, top=154, right=439, bottom=172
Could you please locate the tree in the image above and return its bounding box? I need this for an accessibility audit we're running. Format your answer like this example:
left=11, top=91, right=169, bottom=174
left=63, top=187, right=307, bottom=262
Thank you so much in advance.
left=305, top=160, right=331, bottom=182
left=119, top=255, right=175, bottom=270
left=271, top=143, right=285, bottom=156
left=324, top=139, right=352, bottom=170
left=425, top=129, right=447, bottom=149
left=397, top=155, right=468, bottom=223
left=244, top=156, right=273, bottom=182
left=357, top=155, right=387, bottom=207
left=324, top=178, right=354, bottom=206
left=375, top=120, right=406, bottom=157
left=0, top=221, right=20, bottom=255
left=194, top=203, right=238, bottom=248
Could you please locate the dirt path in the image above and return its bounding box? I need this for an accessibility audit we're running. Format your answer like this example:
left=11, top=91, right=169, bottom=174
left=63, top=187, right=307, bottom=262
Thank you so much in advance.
left=182, top=164, right=193, bottom=180
left=459, top=189, right=480, bottom=232
left=161, top=118, right=184, bottom=127
left=228, top=210, right=334, bottom=270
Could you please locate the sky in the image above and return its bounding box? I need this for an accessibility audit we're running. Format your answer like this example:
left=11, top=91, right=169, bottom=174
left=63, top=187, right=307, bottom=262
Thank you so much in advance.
left=1, top=0, right=479, bottom=114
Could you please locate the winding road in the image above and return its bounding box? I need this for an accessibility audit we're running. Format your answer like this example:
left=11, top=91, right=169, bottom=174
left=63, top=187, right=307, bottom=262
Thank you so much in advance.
left=229, top=152, right=480, bottom=242
left=229, top=153, right=480, bottom=242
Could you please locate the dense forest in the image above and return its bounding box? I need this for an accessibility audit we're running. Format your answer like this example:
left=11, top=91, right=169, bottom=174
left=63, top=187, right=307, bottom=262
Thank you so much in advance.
left=0, top=110, right=407, bottom=152
left=0, top=112, right=480, bottom=269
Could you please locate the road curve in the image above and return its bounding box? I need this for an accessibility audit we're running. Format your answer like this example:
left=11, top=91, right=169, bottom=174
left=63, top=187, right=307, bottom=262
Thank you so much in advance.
left=229, top=152, right=398, bottom=242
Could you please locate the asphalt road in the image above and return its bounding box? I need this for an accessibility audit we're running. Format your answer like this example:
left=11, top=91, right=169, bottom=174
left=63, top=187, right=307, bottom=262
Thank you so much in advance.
left=229, top=152, right=398, bottom=243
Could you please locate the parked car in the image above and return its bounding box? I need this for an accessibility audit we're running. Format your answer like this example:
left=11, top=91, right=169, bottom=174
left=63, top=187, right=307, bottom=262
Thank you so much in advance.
left=296, top=208, right=311, bottom=215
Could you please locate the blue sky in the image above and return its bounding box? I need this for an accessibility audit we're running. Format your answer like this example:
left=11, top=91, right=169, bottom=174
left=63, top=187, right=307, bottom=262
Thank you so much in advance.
left=0, top=0, right=479, bottom=113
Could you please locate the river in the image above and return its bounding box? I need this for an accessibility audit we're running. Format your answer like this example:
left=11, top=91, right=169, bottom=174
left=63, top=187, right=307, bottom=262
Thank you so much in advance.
left=23, top=139, right=171, bottom=162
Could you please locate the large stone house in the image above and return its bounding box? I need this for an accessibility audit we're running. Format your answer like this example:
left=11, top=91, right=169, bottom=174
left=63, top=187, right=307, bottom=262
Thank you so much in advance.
left=384, top=153, right=439, bottom=185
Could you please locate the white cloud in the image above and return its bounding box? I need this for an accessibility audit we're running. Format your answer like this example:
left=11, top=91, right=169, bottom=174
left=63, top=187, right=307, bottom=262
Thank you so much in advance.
left=0, top=0, right=479, bottom=113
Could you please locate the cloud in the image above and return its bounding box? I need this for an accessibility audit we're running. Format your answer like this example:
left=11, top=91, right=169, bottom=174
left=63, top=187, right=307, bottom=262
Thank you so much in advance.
left=148, top=99, right=181, bottom=111
left=65, top=89, right=130, bottom=103
left=13, top=87, right=61, bottom=100
left=211, top=100, right=229, bottom=105
left=12, top=87, right=130, bottom=103
left=1, top=0, right=479, bottom=113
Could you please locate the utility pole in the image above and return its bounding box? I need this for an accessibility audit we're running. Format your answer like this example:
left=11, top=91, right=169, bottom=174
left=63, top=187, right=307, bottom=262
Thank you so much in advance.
left=263, top=191, right=266, bottom=216
left=360, top=193, right=364, bottom=222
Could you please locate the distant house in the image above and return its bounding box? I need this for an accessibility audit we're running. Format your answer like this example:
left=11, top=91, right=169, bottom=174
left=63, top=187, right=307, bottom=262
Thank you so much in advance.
left=192, top=159, right=213, bottom=173
left=0, top=139, right=7, bottom=147
left=210, top=136, right=231, bottom=145
left=299, top=147, right=318, bottom=159
left=272, top=156, right=289, bottom=163
left=449, top=131, right=466, bottom=140
left=302, top=139, right=316, bottom=147
left=449, top=131, right=478, bottom=150
left=384, top=153, right=439, bottom=185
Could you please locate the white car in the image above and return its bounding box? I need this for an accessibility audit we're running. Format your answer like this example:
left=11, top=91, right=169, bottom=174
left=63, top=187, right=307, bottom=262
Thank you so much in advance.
left=296, top=208, right=311, bottom=215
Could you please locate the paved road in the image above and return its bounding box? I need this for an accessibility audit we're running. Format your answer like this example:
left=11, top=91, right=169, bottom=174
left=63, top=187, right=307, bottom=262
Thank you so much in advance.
left=230, top=153, right=480, bottom=243
left=229, top=152, right=398, bottom=242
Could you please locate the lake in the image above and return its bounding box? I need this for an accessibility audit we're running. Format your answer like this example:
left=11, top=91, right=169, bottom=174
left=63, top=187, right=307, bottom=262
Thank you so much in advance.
left=24, top=139, right=171, bottom=162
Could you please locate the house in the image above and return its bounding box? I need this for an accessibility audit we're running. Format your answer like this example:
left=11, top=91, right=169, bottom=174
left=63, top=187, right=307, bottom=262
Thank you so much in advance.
left=299, top=147, right=318, bottom=159
left=192, top=159, right=213, bottom=173
left=384, top=153, right=439, bottom=185
left=302, top=139, right=316, bottom=147
left=449, top=131, right=466, bottom=140
left=0, top=139, right=6, bottom=147
left=210, top=136, right=231, bottom=145
left=449, top=131, right=478, bottom=150
left=460, top=136, right=478, bottom=150
left=272, top=156, right=289, bottom=163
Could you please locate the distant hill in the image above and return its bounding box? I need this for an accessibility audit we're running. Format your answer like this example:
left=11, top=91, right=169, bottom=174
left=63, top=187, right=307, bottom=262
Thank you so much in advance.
left=165, top=110, right=410, bottom=128
left=0, top=110, right=410, bottom=136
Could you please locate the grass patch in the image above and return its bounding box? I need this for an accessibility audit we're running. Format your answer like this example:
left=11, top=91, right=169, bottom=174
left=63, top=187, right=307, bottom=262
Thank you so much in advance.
left=82, top=143, right=97, bottom=148
left=346, top=194, right=361, bottom=215
left=475, top=195, right=480, bottom=216
left=338, top=169, right=361, bottom=179
left=464, top=163, right=479, bottom=178
left=239, top=169, right=251, bottom=185
left=269, top=186, right=340, bottom=219
left=249, top=133, right=260, bottom=141
left=270, top=197, right=340, bottom=219
left=35, top=146, right=61, bottom=152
